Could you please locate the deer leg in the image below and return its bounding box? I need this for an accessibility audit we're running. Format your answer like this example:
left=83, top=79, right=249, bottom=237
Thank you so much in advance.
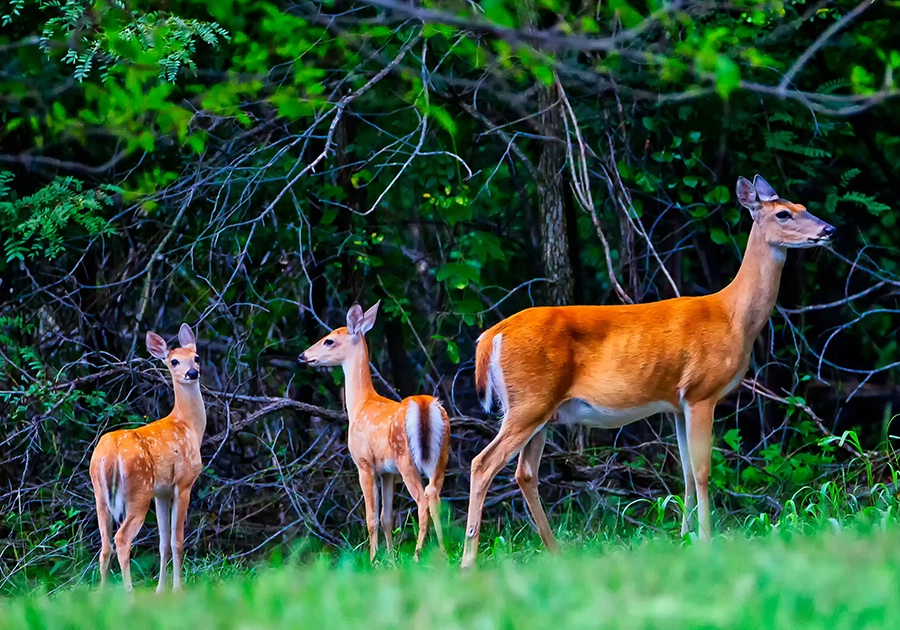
left=379, top=474, right=395, bottom=554
left=155, top=496, right=172, bottom=594
left=358, top=468, right=379, bottom=562
left=396, top=455, right=430, bottom=562
left=425, top=439, right=449, bottom=556
left=462, top=410, right=549, bottom=569
left=94, top=493, right=113, bottom=589
left=170, top=486, right=192, bottom=591
left=685, top=399, right=716, bottom=541
left=114, top=502, right=150, bottom=593
left=674, top=412, right=697, bottom=537
left=515, top=426, right=559, bottom=552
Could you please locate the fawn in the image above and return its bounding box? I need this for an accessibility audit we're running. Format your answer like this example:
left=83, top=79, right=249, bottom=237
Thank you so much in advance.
left=299, top=302, right=449, bottom=561
left=89, top=323, right=206, bottom=591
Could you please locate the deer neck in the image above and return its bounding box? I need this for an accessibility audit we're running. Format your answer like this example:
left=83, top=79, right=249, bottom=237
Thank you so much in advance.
left=342, top=340, right=377, bottom=422
left=720, top=221, right=786, bottom=345
left=172, top=380, right=207, bottom=447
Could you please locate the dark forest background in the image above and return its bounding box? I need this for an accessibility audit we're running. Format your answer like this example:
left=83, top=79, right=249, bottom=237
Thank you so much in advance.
left=1, top=0, right=899, bottom=591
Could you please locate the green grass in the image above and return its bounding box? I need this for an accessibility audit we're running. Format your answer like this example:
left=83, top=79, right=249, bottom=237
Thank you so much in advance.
left=3, top=521, right=900, bottom=629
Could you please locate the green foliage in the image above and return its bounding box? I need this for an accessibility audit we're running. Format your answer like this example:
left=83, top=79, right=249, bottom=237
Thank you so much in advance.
left=2, top=0, right=900, bottom=597
left=0, top=172, right=118, bottom=263
left=36, top=0, right=229, bottom=82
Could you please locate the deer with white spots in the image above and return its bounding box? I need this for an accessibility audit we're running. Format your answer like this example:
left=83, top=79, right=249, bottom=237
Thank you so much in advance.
left=298, top=302, right=449, bottom=561
left=89, top=323, right=206, bottom=592
left=461, top=175, right=836, bottom=568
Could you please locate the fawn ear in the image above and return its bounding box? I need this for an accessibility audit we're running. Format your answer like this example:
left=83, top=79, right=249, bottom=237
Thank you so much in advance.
left=146, top=331, right=169, bottom=360
left=360, top=301, right=380, bottom=335
left=736, top=175, right=762, bottom=220
left=753, top=174, right=779, bottom=202
left=178, top=323, right=196, bottom=349
left=346, top=303, right=365, bottom=335
left=736, top=176, right=758, bottom=209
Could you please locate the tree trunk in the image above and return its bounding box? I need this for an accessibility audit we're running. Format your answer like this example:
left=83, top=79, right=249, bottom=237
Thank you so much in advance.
left=537, top=85, right=574, bottom=307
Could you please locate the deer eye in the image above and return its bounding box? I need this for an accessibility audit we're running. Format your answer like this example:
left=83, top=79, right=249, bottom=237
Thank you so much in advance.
left=775, top=210, right=791, bottom=221
left=323, top=339, right=335, bottom=347
left=194, top=356, right=200, bottom=364
left=171, top=359, right=180, bottom=367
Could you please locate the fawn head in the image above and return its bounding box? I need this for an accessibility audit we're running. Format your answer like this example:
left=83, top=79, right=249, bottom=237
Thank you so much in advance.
left=737, top=174, right=835, bottom=249
left=298, top=301, right=380, bottom=367
left=147, top=323, right=200, bottom=385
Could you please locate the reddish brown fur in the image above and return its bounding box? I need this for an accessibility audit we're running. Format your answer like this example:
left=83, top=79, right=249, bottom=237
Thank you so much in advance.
left=461, top=175, right=835, bottom=568
left=299, top=303, right=450, bottom=561
left=89, top=323, right=206, bottom=592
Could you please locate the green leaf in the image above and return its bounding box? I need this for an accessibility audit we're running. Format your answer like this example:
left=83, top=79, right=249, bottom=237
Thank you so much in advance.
left=710, top=228, right=729, bottom=245
left=715, top=55, right=741, bottom=99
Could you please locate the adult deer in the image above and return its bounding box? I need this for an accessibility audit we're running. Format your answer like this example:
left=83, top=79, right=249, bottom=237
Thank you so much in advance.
left=89, top=323, right=206, bottom=592
left=298, top=301, right=450, bottom=561
left=461, top=175, right=835, bottom=568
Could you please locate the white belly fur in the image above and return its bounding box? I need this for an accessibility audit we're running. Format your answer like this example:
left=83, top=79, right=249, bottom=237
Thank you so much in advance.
left=554, top=398, right=678, bottom=429
left=380, top=459, right=399, bottom=474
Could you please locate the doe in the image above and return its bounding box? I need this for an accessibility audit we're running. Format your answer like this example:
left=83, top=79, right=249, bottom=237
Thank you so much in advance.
left=461, top=175, right=835, bottom=568
left=89, top=323, right=206, bottom=591
left=299, top=302, right=449, bottom=561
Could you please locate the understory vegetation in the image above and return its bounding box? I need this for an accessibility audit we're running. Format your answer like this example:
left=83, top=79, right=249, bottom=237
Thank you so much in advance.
left=2, top=0, right=900, bottom=619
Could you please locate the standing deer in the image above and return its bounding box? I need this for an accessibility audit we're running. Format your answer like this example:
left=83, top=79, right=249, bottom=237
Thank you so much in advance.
left=461, top=175, right=836, bottom=568
left=298, top=301, right=450, bottom=561
left=89, top=323, right=206, bottom=592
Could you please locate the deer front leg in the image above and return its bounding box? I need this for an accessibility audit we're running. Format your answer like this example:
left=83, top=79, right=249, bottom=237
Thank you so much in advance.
left=379, top=474, right=395, bottom=554
left=674, top=412, right=697, bottom=537
left=358, top=467, right=379, bottom=561
left=170, top=486, right=192, bottom=591
left=685, top=399, right=716, bottom=541
left=155, top=496, right=172, bottom=593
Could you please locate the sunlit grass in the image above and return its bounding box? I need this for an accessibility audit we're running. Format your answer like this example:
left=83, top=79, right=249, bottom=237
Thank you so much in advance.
left=3, top=519, right=900, bottom=629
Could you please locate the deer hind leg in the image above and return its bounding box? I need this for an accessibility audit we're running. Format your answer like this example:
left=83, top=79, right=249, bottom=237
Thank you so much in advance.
left=379, top=474, right=395, bottom=554
left=170, top=485, right=193, bottom=591
left=396, top=455, right=431, bottom=562
left=93, top=491, right=114, bottom=589
left=358, top=468, right=379, bottom=562
left=515, top=425, right=559, bottom=552
left=154, top=496, right=172, bottom=594
left=674, top=412, right=697, bottom=537
left=425, top=439, right=450, bottom=556
left=114, top=497, right=151, bottom=593
left=461, top=406, right=551, bottom=569
left=685, top=399, right=716, bottom=541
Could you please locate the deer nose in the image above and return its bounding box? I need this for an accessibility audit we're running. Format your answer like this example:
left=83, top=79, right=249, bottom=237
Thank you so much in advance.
left=186, top=369, right=199, bottom=380
left=819, top=224, right=836, bottom=238
left=297, top=352, right=307, bottom=364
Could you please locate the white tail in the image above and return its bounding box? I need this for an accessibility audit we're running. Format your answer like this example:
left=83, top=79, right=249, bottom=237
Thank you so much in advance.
left=97, top=456, right=126, bottom=523
left=298, top=301, right=451, bottom=562
left=461, top=175, right=836, bottom=569
left=406, top=399, right=448, bottom=479
left=89, top=323, right=207, bottom=592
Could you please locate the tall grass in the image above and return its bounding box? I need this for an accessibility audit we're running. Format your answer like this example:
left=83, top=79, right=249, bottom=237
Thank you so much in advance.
left=2, top=520, right=899, bottom=629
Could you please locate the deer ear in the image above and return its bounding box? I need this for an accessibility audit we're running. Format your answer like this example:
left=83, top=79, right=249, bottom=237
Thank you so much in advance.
left=346, top=303, right=364, bottom=335
left=146, top=331, right=169, bottom=360
left=178, top=323, right=196, bottom=349
left=360, top=300, right=380, bottom=335
left=736, top=176, right=759, bottom=211
left=753, top=174, right=779, bottom=202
